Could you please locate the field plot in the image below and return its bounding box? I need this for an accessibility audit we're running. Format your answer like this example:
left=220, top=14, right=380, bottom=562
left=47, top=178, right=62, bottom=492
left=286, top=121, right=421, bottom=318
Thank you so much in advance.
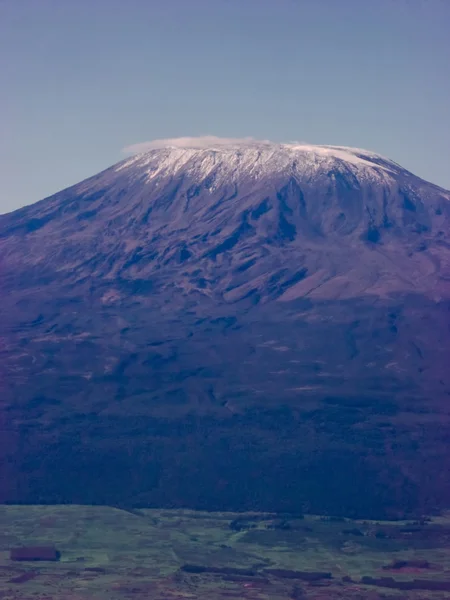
left=1, top=505, right=450, bottom=599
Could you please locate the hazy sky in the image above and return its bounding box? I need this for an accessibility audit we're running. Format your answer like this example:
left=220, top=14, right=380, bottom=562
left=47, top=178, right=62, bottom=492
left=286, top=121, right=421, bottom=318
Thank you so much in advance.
left=1, top=0, right=449, bottom=213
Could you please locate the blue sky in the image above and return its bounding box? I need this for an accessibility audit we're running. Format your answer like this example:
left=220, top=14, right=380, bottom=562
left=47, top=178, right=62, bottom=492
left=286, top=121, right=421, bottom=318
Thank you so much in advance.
left=1, top=0, right=449, bottom=213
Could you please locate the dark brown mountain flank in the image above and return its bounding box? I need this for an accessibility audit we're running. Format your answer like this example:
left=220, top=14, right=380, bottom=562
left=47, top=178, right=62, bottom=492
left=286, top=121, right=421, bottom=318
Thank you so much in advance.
left=1, top=142, right=449, bottom=518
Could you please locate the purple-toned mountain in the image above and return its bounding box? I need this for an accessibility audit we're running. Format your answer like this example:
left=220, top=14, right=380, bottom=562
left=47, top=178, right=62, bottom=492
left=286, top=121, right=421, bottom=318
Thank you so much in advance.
left=1, top=141, right=449, bottom=518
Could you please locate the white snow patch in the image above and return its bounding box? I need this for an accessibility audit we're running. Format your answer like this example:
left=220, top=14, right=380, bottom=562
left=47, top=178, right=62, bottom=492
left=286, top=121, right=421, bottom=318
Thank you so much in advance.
left=116, top=137, right=399, bottom=187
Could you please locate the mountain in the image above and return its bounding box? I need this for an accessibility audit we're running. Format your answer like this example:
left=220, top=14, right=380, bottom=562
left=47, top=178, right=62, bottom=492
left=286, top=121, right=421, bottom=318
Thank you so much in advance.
left=1, top=140, right=449, bottom=518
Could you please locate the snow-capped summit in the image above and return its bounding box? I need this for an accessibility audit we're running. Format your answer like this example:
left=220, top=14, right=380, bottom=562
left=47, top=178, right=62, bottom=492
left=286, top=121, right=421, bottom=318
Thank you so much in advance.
left=117, top=138, right=401, bottom=189
left=1, top=136, right=449, bottom=302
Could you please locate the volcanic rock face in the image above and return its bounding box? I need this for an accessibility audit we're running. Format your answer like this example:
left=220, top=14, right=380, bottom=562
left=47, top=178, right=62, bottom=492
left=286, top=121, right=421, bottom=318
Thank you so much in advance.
left=1, top=141, right=449, bottom=517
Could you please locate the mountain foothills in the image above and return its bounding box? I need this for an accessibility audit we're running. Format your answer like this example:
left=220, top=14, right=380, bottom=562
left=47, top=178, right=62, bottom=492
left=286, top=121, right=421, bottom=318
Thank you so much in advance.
left=1, top=140, right=449, bottom=518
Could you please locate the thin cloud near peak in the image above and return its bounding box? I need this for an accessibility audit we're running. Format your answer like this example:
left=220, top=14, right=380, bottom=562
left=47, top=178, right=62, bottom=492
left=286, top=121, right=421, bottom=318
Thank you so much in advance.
left=122, top=135, right=271, bottom=154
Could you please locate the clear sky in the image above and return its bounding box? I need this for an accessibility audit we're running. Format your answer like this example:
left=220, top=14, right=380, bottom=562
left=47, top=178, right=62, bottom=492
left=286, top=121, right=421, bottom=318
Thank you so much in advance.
left=1, top=0, right=449, bottom=213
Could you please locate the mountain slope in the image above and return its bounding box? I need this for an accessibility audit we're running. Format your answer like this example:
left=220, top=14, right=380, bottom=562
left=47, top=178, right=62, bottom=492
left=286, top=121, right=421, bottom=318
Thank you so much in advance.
left=2, top=142, right=449, bottom=301
left=1, top=140, right=449, bottom=518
